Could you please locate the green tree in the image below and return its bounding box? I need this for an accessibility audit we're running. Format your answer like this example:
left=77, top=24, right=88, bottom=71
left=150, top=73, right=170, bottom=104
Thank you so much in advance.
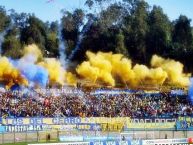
left=98, top=3, right=126, bottom=30
left=9, top=10, right=29, bottom=30
left=85, top=0, right=112, bottom=11
left=2, top=36, right=22, bottom=58
left=45, top=32, right=59, bottom=57
left=50, top=21, right=59, bottom=33
left=2, top=27, right=22, bottom=59
left=125, top=0, right=149, bottom=63
left=171, top=15, right=193, bottom=70
left=146, top=6, right=171, bottom=58
left=0, top=6, right=10, bottom=32
left=44, top=21, right=59, bottom=57
left=85, top=0, right=94, bottom=9
left=20, top=15, right=48, bottom=55
left=115, top=30, right=128, bottom=56
left=61, top=9, right=85, bottom=57
left=172, top=15, right=193, bottom=49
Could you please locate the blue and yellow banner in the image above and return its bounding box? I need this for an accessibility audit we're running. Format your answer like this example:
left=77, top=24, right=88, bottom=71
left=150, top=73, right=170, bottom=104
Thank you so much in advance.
left=0, top=117, right=180, bottom=132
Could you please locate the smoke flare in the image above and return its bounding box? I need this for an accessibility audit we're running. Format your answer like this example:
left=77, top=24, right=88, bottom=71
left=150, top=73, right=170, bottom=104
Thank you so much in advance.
left=76, top=51, right=190, bottom=87
left=0, top=44, right=191, bottom=88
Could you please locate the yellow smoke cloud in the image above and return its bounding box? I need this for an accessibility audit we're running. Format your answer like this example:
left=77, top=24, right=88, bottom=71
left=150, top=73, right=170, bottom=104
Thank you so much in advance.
left=87, top=51, right=115, bottom=85
left=0, top=43, right=189, bottom=88
left=0, top=44, right=42, bottom=88
left=0, top=57, right=28, bottom=88
left=132, top=64, right=168, bottom=86
left=77, top=51, right=115, bottom=86
left=76, top=61, right=99, bottom=83
left=109, top=55, right=136, bottom=86
left=23, top=44, right=43, bottom=61
left=38, top=58, right=65, bottom=85
left=64, top=72, right=77, bottom=86
left=76, top=51, right=190, bottom=87
left=151, top=55, right=190, bottom=86
left=23, top=44, right=66, bottom=85
left=38, top=57, right=77, bottom=86
left=23, top=44, right=77, bottom=86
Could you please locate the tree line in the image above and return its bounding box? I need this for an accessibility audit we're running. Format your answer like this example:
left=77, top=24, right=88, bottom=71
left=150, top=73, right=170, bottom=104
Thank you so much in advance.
left=0, top=0, right=193, bottom=72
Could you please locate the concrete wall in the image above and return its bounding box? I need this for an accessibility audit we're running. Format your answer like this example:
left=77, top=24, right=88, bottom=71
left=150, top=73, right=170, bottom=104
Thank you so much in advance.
left=0, top=130, right=192, bottom=144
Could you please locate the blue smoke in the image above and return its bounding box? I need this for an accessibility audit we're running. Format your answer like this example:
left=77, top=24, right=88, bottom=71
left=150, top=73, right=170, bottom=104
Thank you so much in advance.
left=188, top=78, right=193, bottom=104
left=58, top=24, right=66, bottom=67
left=21, top=64, right=48, bottom=87
left=10, top=59, right=49, bottom=87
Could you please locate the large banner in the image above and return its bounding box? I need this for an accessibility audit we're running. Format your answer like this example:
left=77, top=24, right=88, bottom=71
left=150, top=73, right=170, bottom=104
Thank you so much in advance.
left=1, top=117, right=176, bottom=125
left=176, top=121, right=193, bottom=131
left=126, top=118, right=176, bottom=129
left=0, top=117, right=178, bottom=132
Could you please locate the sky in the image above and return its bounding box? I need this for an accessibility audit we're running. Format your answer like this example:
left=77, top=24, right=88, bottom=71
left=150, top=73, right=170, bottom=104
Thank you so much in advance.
left=0, top=0, right=193, bottom=25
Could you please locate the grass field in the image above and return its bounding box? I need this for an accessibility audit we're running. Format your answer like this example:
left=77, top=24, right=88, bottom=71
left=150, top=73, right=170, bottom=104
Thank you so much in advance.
left=4, top=141, right=59, bottom=145
left=5, top=143, right=29, bottom=145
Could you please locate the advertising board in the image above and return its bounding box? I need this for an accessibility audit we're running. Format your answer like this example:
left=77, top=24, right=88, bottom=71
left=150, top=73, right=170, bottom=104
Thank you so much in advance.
left=142, top=138, right=188, bottom=145
left=0, top=126, right=5, bottom=132
left=59, top=136, right=142, bottom=145
left=88, top=140, right=141, bottom=145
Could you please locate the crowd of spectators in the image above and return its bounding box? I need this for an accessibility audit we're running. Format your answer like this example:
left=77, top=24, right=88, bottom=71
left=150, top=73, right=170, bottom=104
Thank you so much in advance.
left=0, top=87, right=193, bottom=118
